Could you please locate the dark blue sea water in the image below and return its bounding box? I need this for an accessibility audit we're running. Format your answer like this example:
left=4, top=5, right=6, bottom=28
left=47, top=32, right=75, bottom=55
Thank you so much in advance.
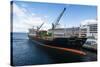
left=11, top=33, right=54, bottom=66
left=11, top=33, right=97, bottom=66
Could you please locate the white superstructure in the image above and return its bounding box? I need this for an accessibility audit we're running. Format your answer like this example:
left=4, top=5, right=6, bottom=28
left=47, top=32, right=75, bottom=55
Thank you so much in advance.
left=48, top=27, right=80, bottom=38
left=79, top=19, right=97, bottom=39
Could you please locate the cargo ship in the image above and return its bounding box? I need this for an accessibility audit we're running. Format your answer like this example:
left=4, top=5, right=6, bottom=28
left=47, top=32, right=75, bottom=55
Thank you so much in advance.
left=28, top=8, right=87, bottom=49
left=28, top=34, right=86, bottom=49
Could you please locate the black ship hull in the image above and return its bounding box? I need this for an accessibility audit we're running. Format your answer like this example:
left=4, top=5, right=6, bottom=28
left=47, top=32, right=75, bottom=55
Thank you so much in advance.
left=28, top=34, right=87, bottom=49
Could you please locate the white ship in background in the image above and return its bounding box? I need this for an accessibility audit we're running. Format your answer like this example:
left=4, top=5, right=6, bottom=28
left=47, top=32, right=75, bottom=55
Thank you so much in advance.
left=80, top=19, right=97, bottom=51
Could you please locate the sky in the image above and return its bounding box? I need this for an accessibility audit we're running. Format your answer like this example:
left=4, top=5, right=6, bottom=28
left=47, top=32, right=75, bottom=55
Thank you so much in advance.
left=11, top=1, right=97, bottom=32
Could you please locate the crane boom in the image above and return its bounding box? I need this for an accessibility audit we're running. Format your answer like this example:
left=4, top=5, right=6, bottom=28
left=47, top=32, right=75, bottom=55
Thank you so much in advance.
left=53, top=8, right=66, bottom=29
left=37, top=22, right=45, bottom=31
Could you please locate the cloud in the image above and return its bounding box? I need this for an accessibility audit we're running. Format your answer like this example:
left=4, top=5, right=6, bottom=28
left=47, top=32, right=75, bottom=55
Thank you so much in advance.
left=13, top=3, right=50, bottom=32
left=81, top=19, right=97, bottom=25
